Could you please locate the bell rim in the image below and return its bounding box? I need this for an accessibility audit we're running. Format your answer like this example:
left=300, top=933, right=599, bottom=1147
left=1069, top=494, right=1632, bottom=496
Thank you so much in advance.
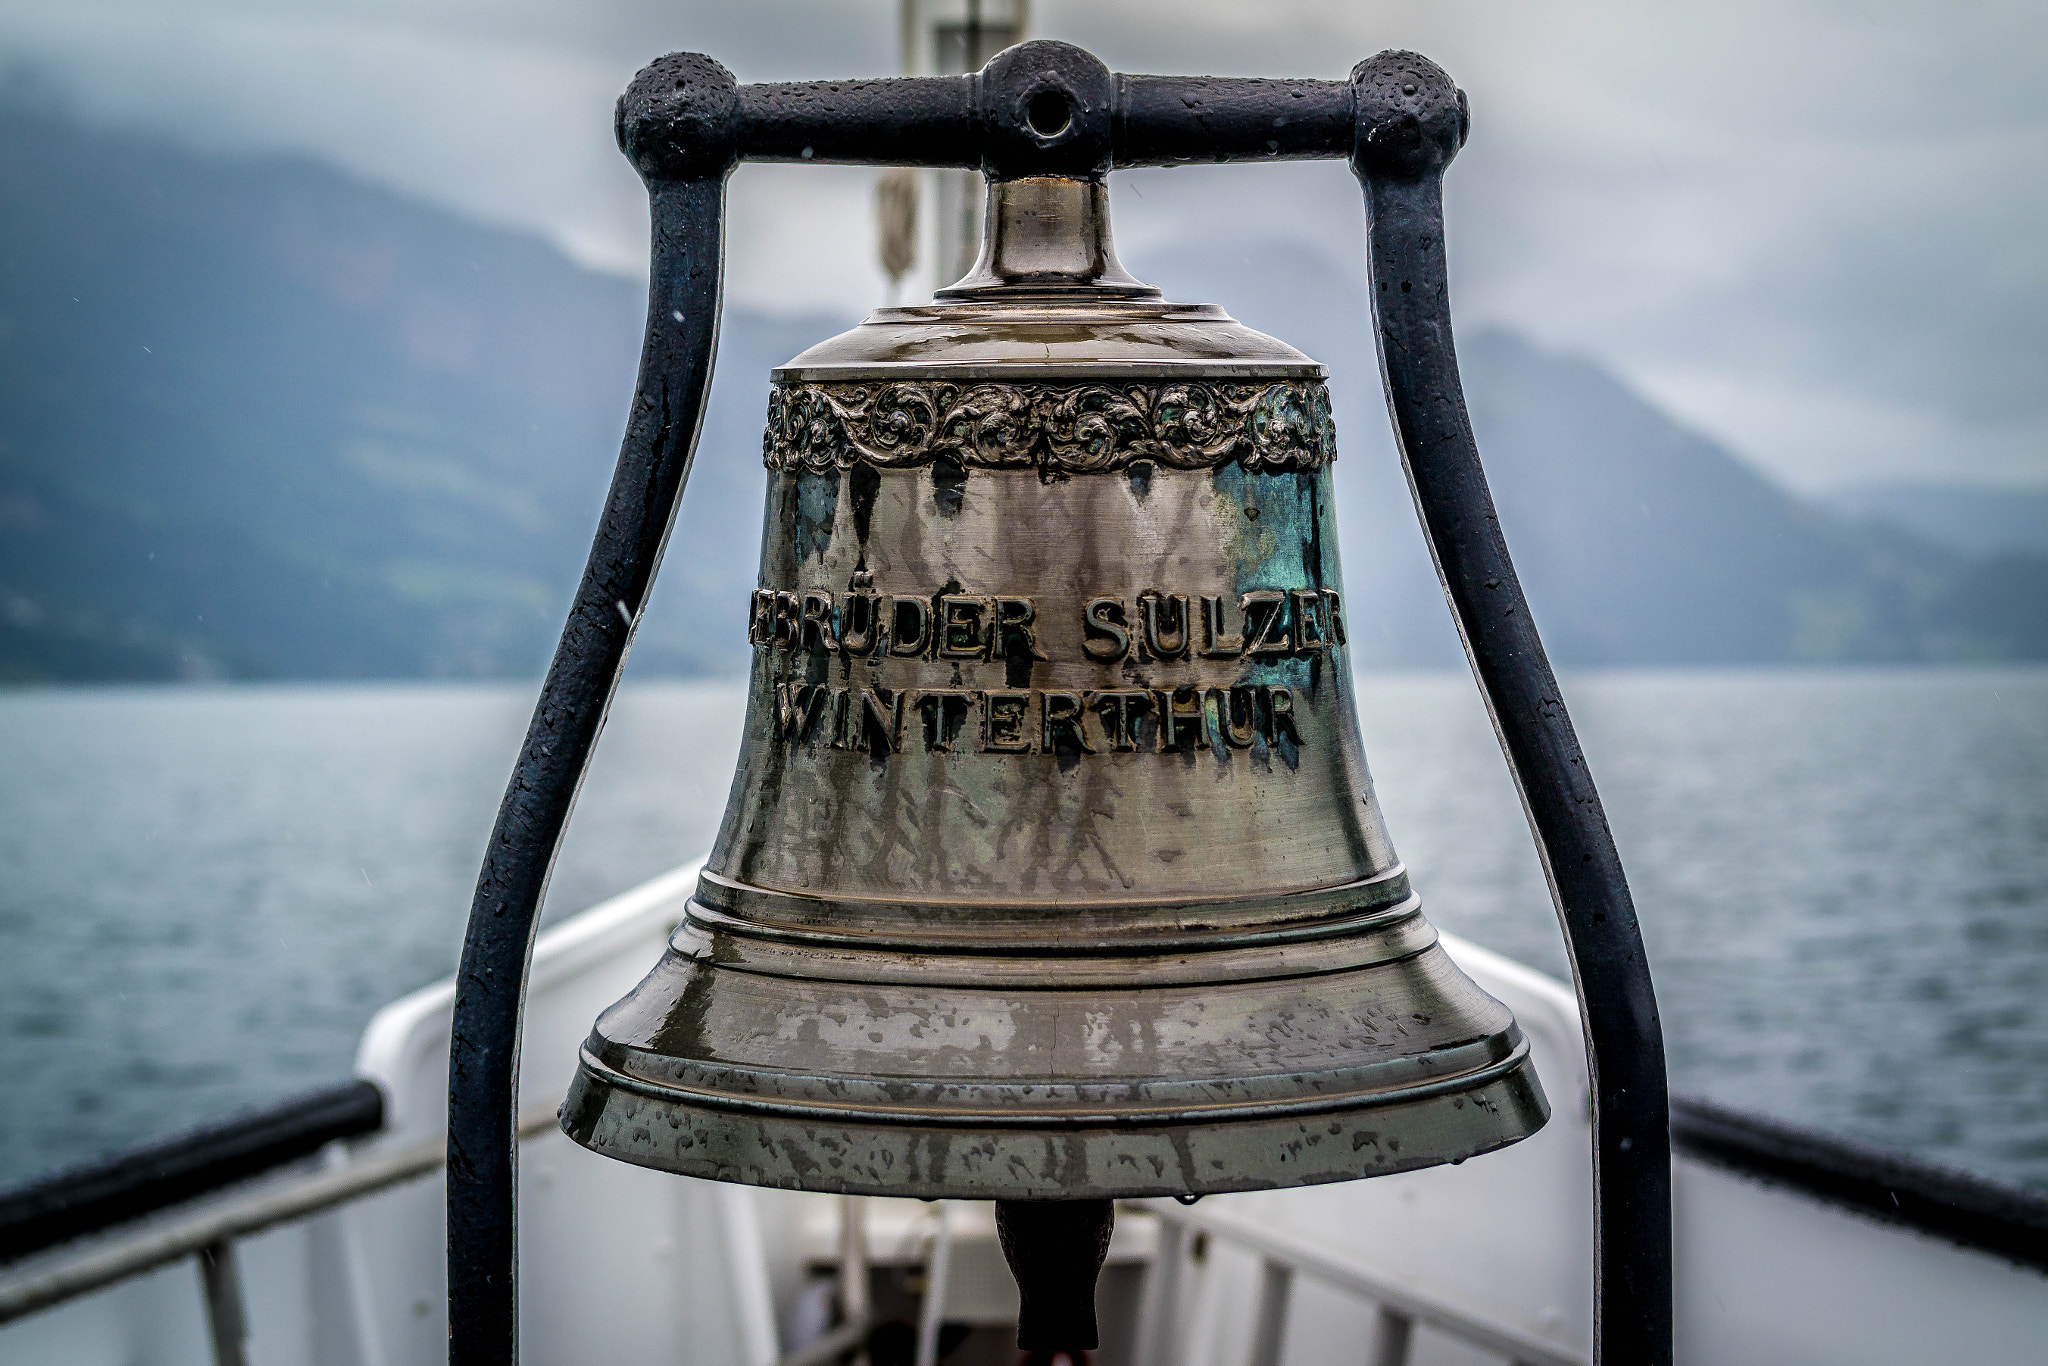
left=573, top=1028, right=1531, bottom=1131
left=559, top=1045, right=1550, bottom=1200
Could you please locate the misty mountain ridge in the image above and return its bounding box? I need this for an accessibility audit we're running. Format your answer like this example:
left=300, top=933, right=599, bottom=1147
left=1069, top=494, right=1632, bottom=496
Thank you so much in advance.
left=0, top=100, right=817, bottom=681
left=1824, top=483, right=2048, bottom=559
left=1128, top=236, right=2048, bottom=665
left=2, top=103, right=2042, bottom=682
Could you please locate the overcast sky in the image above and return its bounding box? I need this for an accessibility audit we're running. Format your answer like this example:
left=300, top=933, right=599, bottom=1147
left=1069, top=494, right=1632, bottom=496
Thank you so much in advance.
left=2, top=0, right=2042, bottom=493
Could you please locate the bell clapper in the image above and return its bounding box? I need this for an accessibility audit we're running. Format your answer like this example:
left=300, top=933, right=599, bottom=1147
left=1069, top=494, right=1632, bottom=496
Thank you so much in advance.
left=995, top=1199, right=1116, bottom=1366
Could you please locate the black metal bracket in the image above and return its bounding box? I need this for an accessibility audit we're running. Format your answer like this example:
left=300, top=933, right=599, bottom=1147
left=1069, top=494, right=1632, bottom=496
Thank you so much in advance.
left=448, top=38, right=1671, bottom=1366
left=613, top=43, right=1364, bottom=183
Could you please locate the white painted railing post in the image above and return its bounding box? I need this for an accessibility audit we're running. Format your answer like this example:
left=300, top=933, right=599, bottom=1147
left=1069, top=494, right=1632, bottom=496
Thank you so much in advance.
left=198, top=1239, right=248, bottom=1366
left=1133, top=1217, right=1192, bottom=1366
left=315, top=1140, right=392, bottom=1366
left=914, top=1202, right=955, bottom=1366
left=1140, top=1201, right=1586, bottom=1366
left=838, top=1196, right=870, bottom=1366
left=1370, top=1304, right=1414, bottom=1366
left=716, top=1184, right=782, bottom=1366
left=1248, top=1259, right=1295, bottom=1366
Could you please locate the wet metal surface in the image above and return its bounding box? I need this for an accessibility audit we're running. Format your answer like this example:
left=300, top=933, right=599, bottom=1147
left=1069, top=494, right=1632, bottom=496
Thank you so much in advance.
left=564, top=176, right=1545, bottom=1198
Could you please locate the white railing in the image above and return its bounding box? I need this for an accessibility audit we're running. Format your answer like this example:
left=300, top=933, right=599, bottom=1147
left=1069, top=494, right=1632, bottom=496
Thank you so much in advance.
left=0, top=1111, right=885, bottom=1366
left=0, top=1108, right=556, bottom=1363
left=1131, top=1199, right=1588, bottom=1366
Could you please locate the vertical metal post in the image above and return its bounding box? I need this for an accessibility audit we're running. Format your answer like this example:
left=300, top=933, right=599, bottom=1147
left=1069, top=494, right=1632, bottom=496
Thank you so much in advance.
left=1351, top=50, right=1673, bottom=1365
left=913, top=1202, right=955, bottom=1366
left=929, top=0, right=1023, bottom=287
left=1132, top=1217, right=1190, bottom=1366
left=1369, top=1305, right=1413, bottom=1366
left=838, top=1196, right=870, bottom=1366
left=444, top=55, right=738, bottom=1366
left=318, top=1141, right=392, bottom=1366
left=715, top=1184, right=780, bottom=1366
left=1247, top=1260, right=1294, bottom=1366
left=198, top=1239, right=248, bottom=1366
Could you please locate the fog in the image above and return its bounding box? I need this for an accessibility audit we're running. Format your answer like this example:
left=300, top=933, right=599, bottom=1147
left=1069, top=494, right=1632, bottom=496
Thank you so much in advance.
left=2, top=0, right=2044, bottom=493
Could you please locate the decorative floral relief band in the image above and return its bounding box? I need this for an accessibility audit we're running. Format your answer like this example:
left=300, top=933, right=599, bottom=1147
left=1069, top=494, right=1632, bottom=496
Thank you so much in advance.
left=762, top=379, right=1337, bottom=474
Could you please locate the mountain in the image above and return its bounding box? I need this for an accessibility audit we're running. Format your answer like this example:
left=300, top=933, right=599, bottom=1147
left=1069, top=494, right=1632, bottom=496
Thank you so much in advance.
left=1126, top=238, right=2047, bottom=666
left=2, top=105, right=2043, bottom=682
left=0, top=101, right=810, bottom=682
left=1824, top=483, right=2048, bottom=559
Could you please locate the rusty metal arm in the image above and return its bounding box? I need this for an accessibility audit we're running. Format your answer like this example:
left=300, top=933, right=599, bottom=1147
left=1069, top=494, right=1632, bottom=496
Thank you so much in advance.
left=1350, top=52, right=1673, bottom=1366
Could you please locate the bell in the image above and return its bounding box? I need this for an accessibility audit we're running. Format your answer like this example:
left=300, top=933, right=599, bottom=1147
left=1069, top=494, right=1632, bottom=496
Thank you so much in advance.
left=561, top=173, right=1548, bottom=1199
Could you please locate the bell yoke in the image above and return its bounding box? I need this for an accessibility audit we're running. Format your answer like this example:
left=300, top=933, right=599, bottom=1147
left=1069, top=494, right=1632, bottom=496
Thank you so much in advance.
left=448, top=36, right=1671, bottom=1366
left=562, top=46, right=1547, bottom=1198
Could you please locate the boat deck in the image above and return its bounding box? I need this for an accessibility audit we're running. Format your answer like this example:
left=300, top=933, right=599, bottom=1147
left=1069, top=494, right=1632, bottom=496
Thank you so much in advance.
left=3, top=861, right=2044, bottom=1365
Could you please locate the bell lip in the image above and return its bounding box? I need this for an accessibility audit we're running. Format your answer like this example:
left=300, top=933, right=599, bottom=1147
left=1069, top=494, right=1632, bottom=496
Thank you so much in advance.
left=572, top=1029, right=1533, bottom=1130
left=559, top=1042, right=1550, bottom=1200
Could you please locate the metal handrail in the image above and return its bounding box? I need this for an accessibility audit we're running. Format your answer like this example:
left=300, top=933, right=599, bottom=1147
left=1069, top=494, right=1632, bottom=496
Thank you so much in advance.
left=1670, top=1095, right=2048, bottom=1272
left=10, top=1089, right=2045, bottom=1359
left=1134, top=1199, right=1589, bottom=1366
left=0, top=1079, right=385, bottom=1262
left=0, top=1106, right=558, bottom=1327
left=0, top=1105, right=876, bottom=1366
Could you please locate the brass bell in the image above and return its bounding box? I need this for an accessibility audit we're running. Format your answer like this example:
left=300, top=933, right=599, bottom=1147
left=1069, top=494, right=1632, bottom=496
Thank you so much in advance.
left=560, top=172, right=1548, bottom=1199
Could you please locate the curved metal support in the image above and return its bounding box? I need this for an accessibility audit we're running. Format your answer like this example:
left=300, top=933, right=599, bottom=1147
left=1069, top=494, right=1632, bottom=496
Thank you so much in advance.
left=445, top=39, right=1672, bottom=1366
left=1350, top=52, right=1673, bottom=1366
left=445, top=58, right=737, bottom=1366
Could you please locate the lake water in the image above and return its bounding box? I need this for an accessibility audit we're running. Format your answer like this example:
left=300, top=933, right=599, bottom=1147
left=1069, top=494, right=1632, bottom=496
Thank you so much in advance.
left=1, top=668, right=2044, bottom=1193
